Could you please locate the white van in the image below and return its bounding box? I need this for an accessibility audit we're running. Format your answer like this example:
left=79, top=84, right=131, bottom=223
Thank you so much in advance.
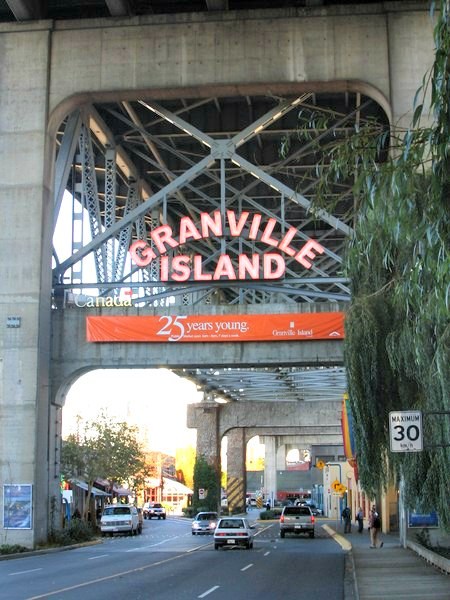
left=100, top=504, right=140, bottom=536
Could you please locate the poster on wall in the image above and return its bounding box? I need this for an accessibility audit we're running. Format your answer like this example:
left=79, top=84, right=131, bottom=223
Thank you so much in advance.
left=3, top=484, right=33, bottom=529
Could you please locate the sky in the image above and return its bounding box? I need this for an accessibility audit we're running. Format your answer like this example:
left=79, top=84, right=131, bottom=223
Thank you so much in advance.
left=61, top=368, right=202, bottom=455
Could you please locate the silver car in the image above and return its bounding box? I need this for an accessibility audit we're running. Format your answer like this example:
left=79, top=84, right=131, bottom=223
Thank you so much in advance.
left=192, top=511, right=218, bottom=535
left=213, top=517, right=255, bottom=549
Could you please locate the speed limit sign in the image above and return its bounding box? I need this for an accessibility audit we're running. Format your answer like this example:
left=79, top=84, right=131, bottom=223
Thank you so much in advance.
left=389, top=411, right=423, bottom=452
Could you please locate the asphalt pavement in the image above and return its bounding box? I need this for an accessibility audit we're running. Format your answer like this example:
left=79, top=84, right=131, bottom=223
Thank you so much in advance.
left=325, top=523, right=450, bottom=600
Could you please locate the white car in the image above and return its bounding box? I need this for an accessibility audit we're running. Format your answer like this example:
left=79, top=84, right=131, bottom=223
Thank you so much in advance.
left=100, top=504, right=140, bottom=536
left=213, top=517, right=255, bottom=549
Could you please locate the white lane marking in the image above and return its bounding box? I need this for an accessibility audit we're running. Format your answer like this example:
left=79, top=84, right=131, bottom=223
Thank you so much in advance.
left=88, top=554, right=109, bottom=560
left=27, top=546, right=204, bottom=599
left=10, top=568, right=43, bottom=576
left=253, top=524, right=272, bottom=537
left=241, top=563, right=253, bottom=572
left=126, top=535, right=181, bottom=551
left=198, top=586, right=220, bottom=598
left=264, top=551, right=270, bottom=556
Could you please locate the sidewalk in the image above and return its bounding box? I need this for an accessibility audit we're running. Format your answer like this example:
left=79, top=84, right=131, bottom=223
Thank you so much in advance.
left=324, top=524, right=449, bottom=600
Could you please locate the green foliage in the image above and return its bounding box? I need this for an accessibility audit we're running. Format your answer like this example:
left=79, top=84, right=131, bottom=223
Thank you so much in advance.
left=259, top=509, right=281, bottom=520
left=182, top=506, right=197, bottom=518
left=61, top=413, right=147, bottom=518
left=0, top=544, right=29, bottom=555
left=192, top=455, right=220, bottom=512
left=284, top=0, right=450, bottom=527
left=49, top=519, right=96, bottom=546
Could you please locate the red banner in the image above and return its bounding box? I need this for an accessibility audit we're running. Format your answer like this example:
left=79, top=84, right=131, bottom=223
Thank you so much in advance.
left=86, top=312, right=344, bottom=343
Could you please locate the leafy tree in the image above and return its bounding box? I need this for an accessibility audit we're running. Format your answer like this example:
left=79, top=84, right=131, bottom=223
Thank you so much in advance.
left=192, top=455, right=220, bottom=512
left=282, top=0, right=449, bottom=527
left=61, top=414, right=147, bottom=519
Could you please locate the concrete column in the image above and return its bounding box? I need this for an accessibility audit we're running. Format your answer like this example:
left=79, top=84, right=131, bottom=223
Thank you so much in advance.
left=187, top=400, right=221, bottom=509
left=226, top=428, right=246, bottom=514
left=0, top=26, right=53, bottom=548
left=276, top=443, right=286, bottom=469
left=194, top=401, right=221, bottom=469
left=263, top=436, right=277, bottom=507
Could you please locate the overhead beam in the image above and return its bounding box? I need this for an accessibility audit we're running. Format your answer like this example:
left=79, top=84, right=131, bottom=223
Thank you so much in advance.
left=105, top=0, right=132, bottom=17
left=5, top=0, right=42, bottom=20
left=206, top=1, right=229, bottom=10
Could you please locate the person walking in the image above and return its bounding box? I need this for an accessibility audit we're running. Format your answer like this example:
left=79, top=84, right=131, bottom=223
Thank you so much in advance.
left=356, top=506, right=364, bottom=533
left=342, top=505, right=352, bottom=533
left=368, top=505, right=383, bottom=548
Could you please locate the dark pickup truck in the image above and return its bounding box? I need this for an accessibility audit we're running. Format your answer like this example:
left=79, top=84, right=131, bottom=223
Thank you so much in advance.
left=279, top=505, right=315, bottom=538
left=143, top=502, right=166, bottom=520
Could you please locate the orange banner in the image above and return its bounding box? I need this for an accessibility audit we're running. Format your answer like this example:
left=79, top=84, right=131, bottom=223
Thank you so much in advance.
left=86, top=312, right=344, bottom=343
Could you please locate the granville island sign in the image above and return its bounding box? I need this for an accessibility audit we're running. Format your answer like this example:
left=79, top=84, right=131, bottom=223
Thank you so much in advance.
left=77, top=208, right=345, bottom=344
left=128, top=209, right=325, bottom=282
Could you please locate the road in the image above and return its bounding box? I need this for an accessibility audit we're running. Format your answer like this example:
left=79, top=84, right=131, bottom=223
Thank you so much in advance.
left=0, top=515, right=346, bottom=600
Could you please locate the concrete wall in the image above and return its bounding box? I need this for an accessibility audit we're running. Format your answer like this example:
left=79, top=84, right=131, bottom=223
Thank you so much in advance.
left=0, top=2, right=434, bottom=546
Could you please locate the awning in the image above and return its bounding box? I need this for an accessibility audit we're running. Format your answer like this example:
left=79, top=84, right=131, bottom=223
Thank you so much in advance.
left=163, top=477, right=193, bottom=494
left=70, top=479, right=111, bottom=497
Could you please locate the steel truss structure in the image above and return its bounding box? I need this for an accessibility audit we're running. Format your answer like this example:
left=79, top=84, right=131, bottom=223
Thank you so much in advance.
left=52, top=90, right=388, bottom=403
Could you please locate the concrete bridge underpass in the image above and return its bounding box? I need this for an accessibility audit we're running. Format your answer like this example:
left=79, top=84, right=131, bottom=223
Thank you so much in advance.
left=0, top=1, right=434, bottom=546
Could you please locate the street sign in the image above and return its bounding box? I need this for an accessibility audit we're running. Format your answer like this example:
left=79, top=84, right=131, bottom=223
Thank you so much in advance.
left=389, top=411, right=423, bottom=452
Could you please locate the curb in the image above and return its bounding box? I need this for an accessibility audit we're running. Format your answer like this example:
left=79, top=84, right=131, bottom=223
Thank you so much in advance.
left=407, top=539, right=450, bottom=575
left=322, top=524, right=358, bottom=600
left=0, top=538, right=102, bottom=561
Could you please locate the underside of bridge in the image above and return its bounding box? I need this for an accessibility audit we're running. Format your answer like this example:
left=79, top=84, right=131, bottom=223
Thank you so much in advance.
left=50, top=85, right=388, bottom=402
left=0, top=0, right=390, bottom=23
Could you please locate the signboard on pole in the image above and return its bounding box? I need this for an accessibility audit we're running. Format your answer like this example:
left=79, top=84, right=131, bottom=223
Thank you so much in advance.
left=389, top=411, right=423, bottom=452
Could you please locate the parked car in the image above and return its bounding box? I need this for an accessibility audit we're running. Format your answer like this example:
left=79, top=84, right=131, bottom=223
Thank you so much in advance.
left=295, top=500, right=322, bottom=516
left=192, top=511, right=218, bottom=535
left=279, top=505, right=315, bottom=538
left=100, top=504, right=140, bottom=536
left=305, top=502, right=322, bottom=516
left=213, top=517, right=255, bottom=549
left=143, top=502, right=166, bottom=520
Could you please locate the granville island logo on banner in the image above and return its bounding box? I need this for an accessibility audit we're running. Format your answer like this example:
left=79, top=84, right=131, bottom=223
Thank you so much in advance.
left=128, top=209, right=325, bottom=282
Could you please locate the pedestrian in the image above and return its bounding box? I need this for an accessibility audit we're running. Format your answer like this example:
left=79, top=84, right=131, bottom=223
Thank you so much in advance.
left=356, top=506, right=364, bottom=533
left=368, top=505, right=383, bottom=548
left=342, top=505, right=352, bottom=533
left=266, top=500, right=270, bottom=511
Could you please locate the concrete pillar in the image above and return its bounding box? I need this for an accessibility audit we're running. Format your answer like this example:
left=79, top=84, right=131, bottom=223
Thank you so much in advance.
left=226, top=428, right=246, bottom=514
left=187, top=398, right=221, bottom=509
left=276, top=443, right=286, bottom=469
left=0, top=26, right=53, bottom=548
left=194, top=400, right=221, bottom=469
left=263, top=436, right=277, bottom=507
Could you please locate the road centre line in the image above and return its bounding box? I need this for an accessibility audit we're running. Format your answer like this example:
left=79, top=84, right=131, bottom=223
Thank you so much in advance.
left=264, top=551, right=270, bottom=556
left=88, top=554, right=109, bottom=560
left=9, top=568, right=43, bottom=576
left=26, top=548, right=198, bottom=599
left=198, top=585, right=220, bottom=598
left=241, top=563, right=253, bottom=571
left=253, top=524, right=273, bottom=536
left=126, top=535, right=182, bottom=550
